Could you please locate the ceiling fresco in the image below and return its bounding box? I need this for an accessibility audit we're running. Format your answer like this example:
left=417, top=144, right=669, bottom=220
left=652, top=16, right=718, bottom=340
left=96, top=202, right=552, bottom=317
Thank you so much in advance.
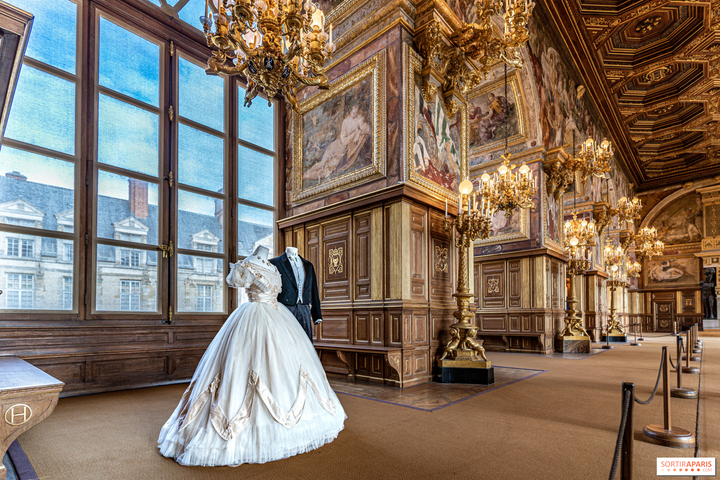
left=541, top=0, right=720, bottom=190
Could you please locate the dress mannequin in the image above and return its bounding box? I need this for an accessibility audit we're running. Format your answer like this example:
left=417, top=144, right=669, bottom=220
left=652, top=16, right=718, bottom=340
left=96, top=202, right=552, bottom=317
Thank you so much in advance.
left=270, top=247, right=322, bottom=342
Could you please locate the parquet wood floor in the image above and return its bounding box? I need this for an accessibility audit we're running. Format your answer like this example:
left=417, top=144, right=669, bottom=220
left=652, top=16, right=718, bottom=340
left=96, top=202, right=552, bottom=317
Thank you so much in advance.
left=328, top=365, right=545, bottom=411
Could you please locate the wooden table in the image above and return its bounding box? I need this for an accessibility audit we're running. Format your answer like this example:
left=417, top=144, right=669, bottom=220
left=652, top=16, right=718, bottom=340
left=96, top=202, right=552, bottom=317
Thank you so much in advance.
left=0, top=356, right=63, bottom=480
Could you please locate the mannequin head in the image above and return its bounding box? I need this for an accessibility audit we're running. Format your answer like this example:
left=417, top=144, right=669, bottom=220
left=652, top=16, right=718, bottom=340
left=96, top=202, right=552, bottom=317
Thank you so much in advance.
left=249, top=245, right=270, bottom=261
left=286, top=246, right=298, bottom=258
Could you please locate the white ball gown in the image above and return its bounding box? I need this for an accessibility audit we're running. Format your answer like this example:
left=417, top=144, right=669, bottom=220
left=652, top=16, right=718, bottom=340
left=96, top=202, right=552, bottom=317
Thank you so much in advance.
left=158, top=257, right=346, bottom=466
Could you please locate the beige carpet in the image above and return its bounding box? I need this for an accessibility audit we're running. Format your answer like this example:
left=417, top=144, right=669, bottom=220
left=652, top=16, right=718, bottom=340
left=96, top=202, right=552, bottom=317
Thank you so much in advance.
left=18, top=334, right=718, bottom=480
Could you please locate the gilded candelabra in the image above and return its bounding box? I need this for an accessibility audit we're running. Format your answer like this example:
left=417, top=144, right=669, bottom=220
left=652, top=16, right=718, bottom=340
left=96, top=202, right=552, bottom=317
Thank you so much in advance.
left=634, top=227, right=665, bottom=259
left=593, top=194, right=642, bottom=237
left=201, top=0, right=335, bottom=111
left=441, top=180, right=492, bottom=365
left=604, top=243, right=627, bottom=335
left=415, top=0, right=534, bottom=116
left=561, top=215, right=595, bottom=337
left=479, top=154, right=536, bottom=214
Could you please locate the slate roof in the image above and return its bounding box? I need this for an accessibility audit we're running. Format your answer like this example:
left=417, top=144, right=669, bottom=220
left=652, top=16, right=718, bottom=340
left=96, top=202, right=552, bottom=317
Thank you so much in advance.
left=0, top=174, right=273, bottom=266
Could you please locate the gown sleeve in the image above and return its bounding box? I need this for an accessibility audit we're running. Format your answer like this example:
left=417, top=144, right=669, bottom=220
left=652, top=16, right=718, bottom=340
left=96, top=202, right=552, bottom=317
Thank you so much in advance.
left=226, top=262, right=254, bottom=288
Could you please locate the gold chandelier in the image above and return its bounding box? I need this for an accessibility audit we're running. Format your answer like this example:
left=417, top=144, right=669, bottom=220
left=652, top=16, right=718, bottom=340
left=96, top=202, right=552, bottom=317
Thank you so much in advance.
left=479, top=156, right=536, bottom=214
left=416, top=0, right=534, bottom=115
left=594, top=190, right=642, bottom=237
left=546, top=133, right=612, bottom=201
left=633, top=226, right=665, bottom=259
left=201, top=0, right=335, bottom=111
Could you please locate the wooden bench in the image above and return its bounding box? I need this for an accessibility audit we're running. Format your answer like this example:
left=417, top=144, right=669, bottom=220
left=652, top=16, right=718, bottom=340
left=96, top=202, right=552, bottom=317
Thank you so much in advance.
left=0, top=356, right=63, bottom=480
left=314, top=344, right=404, bottom=386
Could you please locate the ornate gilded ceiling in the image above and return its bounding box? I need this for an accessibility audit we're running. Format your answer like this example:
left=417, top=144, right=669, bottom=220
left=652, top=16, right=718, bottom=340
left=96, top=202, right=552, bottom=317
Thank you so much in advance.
left=542, top=0, right=720, bottom=190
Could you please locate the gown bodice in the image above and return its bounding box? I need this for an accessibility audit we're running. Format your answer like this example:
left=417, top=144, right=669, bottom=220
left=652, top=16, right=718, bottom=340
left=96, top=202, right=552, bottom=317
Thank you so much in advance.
left=226, top=257, right=282, bottom=307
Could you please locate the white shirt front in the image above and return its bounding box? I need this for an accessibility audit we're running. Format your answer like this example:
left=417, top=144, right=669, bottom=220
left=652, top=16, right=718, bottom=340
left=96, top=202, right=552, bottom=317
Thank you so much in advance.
left=289, top=254, right=305, bottom=303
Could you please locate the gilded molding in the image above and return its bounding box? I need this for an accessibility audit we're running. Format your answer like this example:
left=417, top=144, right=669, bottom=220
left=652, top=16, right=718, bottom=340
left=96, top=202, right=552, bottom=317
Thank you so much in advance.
left=403, top=43, right=469, bottom=203
left=291, top=51, right=386, bottom=205
left=467, top=72, right=528, bottom=156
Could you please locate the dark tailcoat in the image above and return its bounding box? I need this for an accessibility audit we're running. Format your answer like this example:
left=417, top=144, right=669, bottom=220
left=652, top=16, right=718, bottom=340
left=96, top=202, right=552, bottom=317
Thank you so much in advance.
left=269, top=253, right=322, bottom=322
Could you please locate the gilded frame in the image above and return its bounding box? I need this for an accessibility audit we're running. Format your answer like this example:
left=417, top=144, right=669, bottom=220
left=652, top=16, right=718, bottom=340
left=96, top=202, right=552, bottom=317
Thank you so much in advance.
left=542, top=169, right=564, bottom=251
left=644, top=254, right=701, bottom=288
left=292, top=51, right=386, bottom=205
left=404, top=43, right=468, bottom=203
left=473, top=206, right=530, bottom=246
left=467, top=71, right=527, bottom=156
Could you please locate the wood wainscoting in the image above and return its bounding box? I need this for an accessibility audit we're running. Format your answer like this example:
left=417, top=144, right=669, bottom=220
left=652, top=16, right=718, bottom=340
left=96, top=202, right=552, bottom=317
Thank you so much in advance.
left=473, top=254, right=566, bottom=354
left=279, top=191, right=458, bottom=388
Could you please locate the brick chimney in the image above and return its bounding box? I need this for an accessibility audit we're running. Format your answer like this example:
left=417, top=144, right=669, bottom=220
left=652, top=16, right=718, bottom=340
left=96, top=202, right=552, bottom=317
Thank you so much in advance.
left=129, top=178, right=148, bottom=219
left=215, top=187, right=224, bottom=230
left=6, top=171, right=27, bottom=181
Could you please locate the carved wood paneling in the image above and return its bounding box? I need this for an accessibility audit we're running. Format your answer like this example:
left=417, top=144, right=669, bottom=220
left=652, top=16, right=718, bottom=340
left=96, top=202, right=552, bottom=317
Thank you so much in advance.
left=409, top=205, right=427, bottom=300
left=482, top=261, right=506, bottom=308
left=509, top=315, right=520, bottom=332
left=318, top=313, right=352, bottom=343
left=429, top=211, right=452, bottom=303
left=412, top=311, right=428, bottom=344
left=480, top=315, right=506, bottom=331
left=509, top=260, right=521, bottom=307
left=355, top=311, right=370, bottom=345
left=354, top=212, right=372, bottom=301
left=387, top=311, right=402, bottom=346
left=306, top=226, right=320, bottom=271
left=521, top=315, right=531, bottom=332
left=371, top=312, right=384, bottom=345
left=322, top=218, right=351, bottom=301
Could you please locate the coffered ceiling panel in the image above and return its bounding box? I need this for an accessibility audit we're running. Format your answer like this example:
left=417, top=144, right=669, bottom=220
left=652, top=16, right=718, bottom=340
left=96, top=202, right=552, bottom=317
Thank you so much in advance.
left=541, top=0, right=720, bottom=190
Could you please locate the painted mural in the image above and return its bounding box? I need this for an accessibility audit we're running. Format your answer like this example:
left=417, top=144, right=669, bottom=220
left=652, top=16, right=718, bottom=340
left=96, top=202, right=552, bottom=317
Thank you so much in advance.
left=526, top=17, right=604, bottom=152
left=652, top=194, right=703, bottom=245
left=468, top=74, right=521, bottom=151
left=315, top=0, right=346, bottom=13
left=447, top=0, right=477, bottom=23
left=645, top=256, right=700, bottom=287
left=413, top=74, right=461, bottom=193
left=544, top=171, right=561, bottom=246
left=301, top=75, right=373, bottom=190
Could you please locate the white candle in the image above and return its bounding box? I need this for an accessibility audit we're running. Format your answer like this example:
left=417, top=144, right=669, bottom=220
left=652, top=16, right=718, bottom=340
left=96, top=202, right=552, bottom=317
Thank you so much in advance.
left=445, top=199, right=448, bottom=218
left=329, top=24, right=333, bottom=44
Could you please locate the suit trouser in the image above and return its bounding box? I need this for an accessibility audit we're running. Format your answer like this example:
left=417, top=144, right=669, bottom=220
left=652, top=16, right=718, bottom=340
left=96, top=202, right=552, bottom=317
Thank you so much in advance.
left=285, top=304, right=313, bottom=342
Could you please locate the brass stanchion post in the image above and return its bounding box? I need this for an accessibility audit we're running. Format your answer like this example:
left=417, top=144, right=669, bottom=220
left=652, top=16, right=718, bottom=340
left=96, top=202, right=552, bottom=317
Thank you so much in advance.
left=637, top=322, right=645, bottom=342
left=681, top=331, right=700, bottom=374
left=682, top=328, right=701, bottom=362
left=630, top=322, right=641, bottom=346
left=671, top=334, right=697, bottom=399
left=621, top=382, right=634, bottom=480
left=642, top=346, right=695, bottom=448
left=692, top=324, right=702, bottom=354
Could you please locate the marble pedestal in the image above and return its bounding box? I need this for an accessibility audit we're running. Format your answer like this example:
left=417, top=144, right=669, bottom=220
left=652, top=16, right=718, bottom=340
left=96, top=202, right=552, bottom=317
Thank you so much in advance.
left=702, top=318, right=719, bottom=330
left=555, top=335, right=590, bottom=353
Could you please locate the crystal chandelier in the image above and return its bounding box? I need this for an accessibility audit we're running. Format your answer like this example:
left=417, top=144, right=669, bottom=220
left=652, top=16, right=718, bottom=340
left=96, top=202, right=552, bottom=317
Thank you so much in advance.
left=201, top=0, right=336, bottom=111
left=415, top=0, right=534, bottom=115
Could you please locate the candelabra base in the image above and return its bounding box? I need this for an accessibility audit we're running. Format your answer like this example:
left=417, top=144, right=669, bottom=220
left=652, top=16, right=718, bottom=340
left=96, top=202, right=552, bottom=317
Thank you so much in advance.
left=601, top=334, right=627, bottom=343
left=642, top=425, right=695, bottom=449
left=681, top=366, right=700, bottom=374
left=436, top=364, right=495, bottom=385
left=555, top=335, right=590, bottom=353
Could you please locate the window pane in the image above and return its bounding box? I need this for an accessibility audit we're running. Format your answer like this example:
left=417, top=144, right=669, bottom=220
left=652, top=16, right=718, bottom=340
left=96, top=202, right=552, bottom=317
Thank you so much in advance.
left=4, top=65, right=75, bottom=155
left=1, top=233, right=74, bottom=310
left=178, top=124, right=224, bottom=192
left=178, top=57, right=224, bottom=131
left=237, top=204, right=273, bottom=258
left=98, top=17, right=160, bottom=106
left=238, top=86, right=274, bottom=151
left=10, top=0, right=77, bottom=73
left=95, top=245, right=158, bottom=312
left=177, top=190, right=224, bottom=252
left=238, top=145, right=274, bottom=206
left=97, top=170, right=159, bottom=245
left=176, top=253, right=224, bottom=313
left=0, top=148, right=75, bottom=232
left=177, top=0, right=206, bottom=30
left=97, top=94, right=159, bottom=176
